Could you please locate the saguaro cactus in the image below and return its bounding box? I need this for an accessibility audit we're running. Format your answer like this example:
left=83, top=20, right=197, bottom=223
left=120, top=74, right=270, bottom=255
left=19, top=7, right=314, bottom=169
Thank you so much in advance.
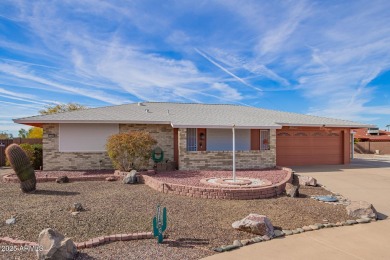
left=5, top=144, right=36, bottom=193
left=153, top=205, right=167, bottom=243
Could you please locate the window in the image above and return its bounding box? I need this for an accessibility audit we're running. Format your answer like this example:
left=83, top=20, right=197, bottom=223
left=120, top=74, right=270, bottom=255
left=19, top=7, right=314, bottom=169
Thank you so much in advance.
left=186, top=128, right=197, bottom=151
left=59, top=123, right=119, bottom=152
left=260, top=130, right=270, bottom=150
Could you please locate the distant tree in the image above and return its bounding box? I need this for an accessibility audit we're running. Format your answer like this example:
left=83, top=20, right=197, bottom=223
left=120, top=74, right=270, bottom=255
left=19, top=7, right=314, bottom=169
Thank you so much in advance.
left=18, top=128, right=28, bottom=138
left=0, top=131, right=13, bottom=139
left=39, top=102, right=87, bottom=115
left=27, top=127, right=43, bottom=138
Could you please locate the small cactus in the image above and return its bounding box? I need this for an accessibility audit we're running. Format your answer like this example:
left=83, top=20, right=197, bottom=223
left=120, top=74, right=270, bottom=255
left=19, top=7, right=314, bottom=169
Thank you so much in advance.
left=153, top=205, right=167, bottom=243
left=5, top=144, right=36, bottom=193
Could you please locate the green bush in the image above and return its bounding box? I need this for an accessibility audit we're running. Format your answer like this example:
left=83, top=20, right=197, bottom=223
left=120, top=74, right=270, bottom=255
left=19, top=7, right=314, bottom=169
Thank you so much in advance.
left=106, top=131, right=157, bottom=171
left=19, top=143, right=43, bottom=170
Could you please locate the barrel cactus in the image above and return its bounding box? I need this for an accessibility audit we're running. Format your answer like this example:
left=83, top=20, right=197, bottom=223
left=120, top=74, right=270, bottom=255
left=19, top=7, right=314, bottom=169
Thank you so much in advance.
left=5, top=144, right=37, bottom=193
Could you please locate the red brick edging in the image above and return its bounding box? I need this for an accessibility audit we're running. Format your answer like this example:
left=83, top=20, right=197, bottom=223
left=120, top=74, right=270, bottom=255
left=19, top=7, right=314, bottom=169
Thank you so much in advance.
left=2, top=174, right=120, bottom=183
left=0, top=231, right=154, bottom=249
left=139, top=167, right=293, bottom=200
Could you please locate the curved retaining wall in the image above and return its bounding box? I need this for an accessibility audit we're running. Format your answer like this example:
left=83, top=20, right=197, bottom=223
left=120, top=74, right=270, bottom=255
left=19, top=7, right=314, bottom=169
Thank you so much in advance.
left=139, top=167, right=293, bottom=200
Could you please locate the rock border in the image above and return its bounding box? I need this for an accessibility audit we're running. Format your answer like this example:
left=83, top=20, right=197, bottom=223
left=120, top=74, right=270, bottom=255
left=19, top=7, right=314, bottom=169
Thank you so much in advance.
left=2, top=174, right=120, bottom=183
left=0, top=231, right=155, bottom=249
left=139, top=167, right=293, bottom=200
left=213, top=217, right=378, bottom=252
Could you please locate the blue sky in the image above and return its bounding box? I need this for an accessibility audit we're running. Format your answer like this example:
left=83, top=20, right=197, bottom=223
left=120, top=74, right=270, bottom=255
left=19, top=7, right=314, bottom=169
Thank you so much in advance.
left=1, top=0, right=390, bottom=136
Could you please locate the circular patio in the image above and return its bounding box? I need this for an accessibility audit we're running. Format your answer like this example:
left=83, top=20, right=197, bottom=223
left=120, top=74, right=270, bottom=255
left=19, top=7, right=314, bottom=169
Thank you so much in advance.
left=140, top=167, right=293, bottom=200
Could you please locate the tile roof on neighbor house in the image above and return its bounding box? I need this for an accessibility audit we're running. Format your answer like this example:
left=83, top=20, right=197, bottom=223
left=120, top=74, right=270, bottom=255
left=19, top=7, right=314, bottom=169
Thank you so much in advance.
left=354, top=128, right=390, bottom=142
left=14, top=102, right=375, bottom=129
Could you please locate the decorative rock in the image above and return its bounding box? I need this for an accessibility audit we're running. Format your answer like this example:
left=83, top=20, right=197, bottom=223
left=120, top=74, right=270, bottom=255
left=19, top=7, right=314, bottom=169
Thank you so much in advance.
left=285, top=183, right=299, bottom=198
left=56, top=176, right=69, bottom=184
left=356, top=218, right=371, bottom=224
left=253, top=237, right=263, bottom=243
left=302, top=226, right=312, bottom=231
left=274, top=230, right=285, bottom=237
left=233, top=240, right=243, bottom=247
left=213, top=247, right=223, bottom=252
left=323, top=223, right=333, bottom=228
left=296, top=228, right=304, bottom=233
left=122, top=170, right=138, bottom=184
left=309, top=225, right=319, bottom=230
left=105, top=176, right=116, bottom=182
left=232, top=214, right=274, bottom=237
left=241, top=239, right=251, bottom=246
left=314, top=223, right=324, bottom=229
left=262, top=235, right=271, bottom=241
left=347, top=220, right=358, bottom=225
left=336, top=222, right=343, bottom=226
left=221, top=244, right=239, bottom=251
left=6, top=217, right=16, bottom=225
left=70, top=203, right=84, bottom=212
left=71, top=212, right=80, bottom=216
left=313, top=196, right=338, bottom=202
left=298, top=175, right=317, bottom=186
left=341, top=221, right=350, bottom=226
left=346, top=201, right=377, bottom=219
left=37, top=228, right=77, bottom=260
left=282, top=230, right=293, bottom=236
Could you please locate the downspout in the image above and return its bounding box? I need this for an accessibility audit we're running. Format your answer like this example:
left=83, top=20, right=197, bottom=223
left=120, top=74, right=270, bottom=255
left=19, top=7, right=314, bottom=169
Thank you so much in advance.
left=232, top=124, right=236, bottom=182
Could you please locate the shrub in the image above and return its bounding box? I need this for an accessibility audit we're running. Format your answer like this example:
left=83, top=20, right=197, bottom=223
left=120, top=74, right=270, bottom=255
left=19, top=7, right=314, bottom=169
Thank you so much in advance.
left=19, top=143, right=43, bottom=170
left=106, top=131, right=157, bottom=171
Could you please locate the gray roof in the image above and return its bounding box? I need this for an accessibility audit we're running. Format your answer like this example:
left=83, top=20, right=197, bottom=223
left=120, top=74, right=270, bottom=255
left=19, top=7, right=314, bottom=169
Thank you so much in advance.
left=14, top=102, right=374, bottom=129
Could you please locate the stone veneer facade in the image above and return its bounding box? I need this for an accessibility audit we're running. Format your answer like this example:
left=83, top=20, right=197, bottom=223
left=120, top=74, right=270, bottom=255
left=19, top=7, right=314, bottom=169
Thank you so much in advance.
left=178, top=128, right=276, bottom=170
left=43, top=123, right=174, bottom=171
left=43, top=123, right=275, bottom=171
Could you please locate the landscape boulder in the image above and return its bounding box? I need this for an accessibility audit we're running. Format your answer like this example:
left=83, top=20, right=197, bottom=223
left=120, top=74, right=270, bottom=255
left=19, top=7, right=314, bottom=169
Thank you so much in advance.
left=56, top=176, right=69, bottom=184
left=232, top=214, right=275, bottom=237
left=285, top=183, right=299, bottom=198
left=37, top=228, right=77, bottom=260
left=105, top=176, right=116, bottom=182
left=70, top=203, right=84, bottom=212
left=346, top=201, right=377, bottom=219
left=298, top=175, right=317, bottom=186
left=123, top=170, right=138, bottom=184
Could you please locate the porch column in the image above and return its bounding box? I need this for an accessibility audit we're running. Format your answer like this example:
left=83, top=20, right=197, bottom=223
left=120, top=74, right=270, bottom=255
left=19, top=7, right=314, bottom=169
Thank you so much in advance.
left=232, top=124, right=236, bottom=182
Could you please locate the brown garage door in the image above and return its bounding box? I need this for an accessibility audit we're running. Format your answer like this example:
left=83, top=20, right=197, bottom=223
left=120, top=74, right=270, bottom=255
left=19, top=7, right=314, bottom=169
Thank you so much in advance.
left=276, top=130, right=343, bottom=166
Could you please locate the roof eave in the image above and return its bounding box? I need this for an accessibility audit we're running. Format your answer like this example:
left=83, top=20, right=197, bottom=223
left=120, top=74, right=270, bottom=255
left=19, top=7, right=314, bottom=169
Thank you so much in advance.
left=171, top=124, right=282, bottom=129
left=277, top=123, right=376, bottom=128
left=13, top=119, right=172, bottom=125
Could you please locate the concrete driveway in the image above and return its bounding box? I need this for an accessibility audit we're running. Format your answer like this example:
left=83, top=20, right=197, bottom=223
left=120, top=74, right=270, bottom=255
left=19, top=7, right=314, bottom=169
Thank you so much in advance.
left=204, top=155, right=390, bottom=260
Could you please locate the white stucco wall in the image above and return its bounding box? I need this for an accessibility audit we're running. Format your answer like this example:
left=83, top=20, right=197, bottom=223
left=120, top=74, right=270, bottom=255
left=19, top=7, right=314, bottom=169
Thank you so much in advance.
left=206, top=129, right=250, bottom=151
left=59, top=123, right=119, bottom=152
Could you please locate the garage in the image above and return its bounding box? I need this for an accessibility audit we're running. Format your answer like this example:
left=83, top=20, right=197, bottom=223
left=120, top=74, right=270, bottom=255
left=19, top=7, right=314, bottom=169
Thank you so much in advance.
left=276, top=129, right=345, bottom=166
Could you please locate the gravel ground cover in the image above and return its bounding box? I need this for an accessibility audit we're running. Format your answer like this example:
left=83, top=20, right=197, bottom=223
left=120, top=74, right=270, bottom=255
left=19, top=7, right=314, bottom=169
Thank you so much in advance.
left=151, top=169, right=288, bottom=187
left=0, top=177, right=349, bottom=260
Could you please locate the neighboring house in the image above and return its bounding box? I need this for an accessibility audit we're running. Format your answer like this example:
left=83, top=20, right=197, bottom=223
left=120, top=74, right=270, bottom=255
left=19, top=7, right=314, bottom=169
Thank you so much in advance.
left=14, top=102, right=373, bottom=171
left=354, top=128, right=390, bottom=155
left=354, top=128, right=390, bottom=142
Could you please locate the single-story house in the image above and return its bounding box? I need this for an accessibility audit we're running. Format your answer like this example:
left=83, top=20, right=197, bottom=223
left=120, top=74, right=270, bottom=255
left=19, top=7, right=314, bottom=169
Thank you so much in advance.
left=14, top=102, right=373, bottom=171
left=354, top=128, right=390, bottom=142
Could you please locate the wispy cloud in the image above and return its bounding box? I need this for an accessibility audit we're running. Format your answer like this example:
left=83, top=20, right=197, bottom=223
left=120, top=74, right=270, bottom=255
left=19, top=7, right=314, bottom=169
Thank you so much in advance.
left=1, top=0, right=390, bottom=135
